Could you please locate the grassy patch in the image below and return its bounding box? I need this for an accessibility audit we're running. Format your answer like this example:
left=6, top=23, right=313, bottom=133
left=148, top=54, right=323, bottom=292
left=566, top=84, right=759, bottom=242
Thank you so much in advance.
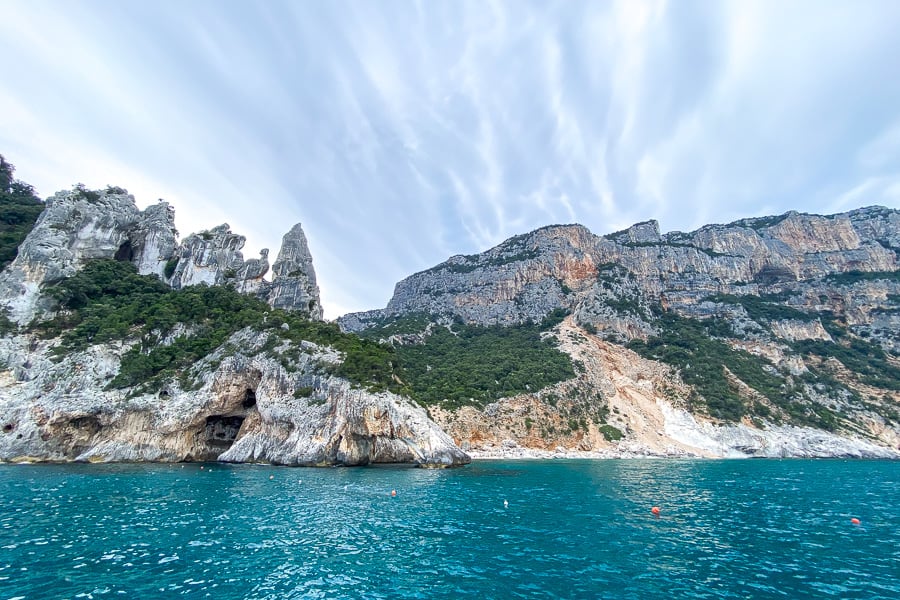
left=598, top=424, right=623, bottom=441
left=824, top=270, right=900, bottom=285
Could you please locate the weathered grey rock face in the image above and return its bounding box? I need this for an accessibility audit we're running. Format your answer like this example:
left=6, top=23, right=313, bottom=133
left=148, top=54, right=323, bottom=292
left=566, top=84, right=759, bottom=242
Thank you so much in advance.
left=234, top=249, right=270, bottom=295
left=266, top=224, right=323, bottom=319
left=0, top=329, right=469, bottom=467
left=168, top=224, right=247, bottom=289
left=339, top=206, right=900, bottom=338
left=0, top=188, right=178, bottom=324
left=341, top=224, right=597, bottom=331
left=130, top=201, right=179, bottom=279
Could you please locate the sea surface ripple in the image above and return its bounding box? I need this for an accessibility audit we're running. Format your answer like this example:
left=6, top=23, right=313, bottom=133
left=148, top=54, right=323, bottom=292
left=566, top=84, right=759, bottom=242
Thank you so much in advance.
left=1, top=459, right=897, bottom=599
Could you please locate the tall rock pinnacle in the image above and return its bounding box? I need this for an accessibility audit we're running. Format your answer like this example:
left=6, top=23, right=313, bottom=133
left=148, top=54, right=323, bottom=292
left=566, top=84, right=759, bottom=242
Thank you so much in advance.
left=268, top=223, right=323, bottom=319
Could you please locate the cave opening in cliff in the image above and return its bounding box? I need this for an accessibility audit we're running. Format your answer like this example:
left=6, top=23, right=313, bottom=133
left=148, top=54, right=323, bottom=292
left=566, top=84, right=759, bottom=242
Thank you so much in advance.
left=114, top=240, right=134, bottom=262
left=242, top=389, right=256, bottom=409
left=204, top=415, right=245, bottom=450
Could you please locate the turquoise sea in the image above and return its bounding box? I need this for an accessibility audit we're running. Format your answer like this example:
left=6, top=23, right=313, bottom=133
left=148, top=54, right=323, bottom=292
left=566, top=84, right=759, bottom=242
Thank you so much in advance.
left=1, top=459, right=898, bottom=599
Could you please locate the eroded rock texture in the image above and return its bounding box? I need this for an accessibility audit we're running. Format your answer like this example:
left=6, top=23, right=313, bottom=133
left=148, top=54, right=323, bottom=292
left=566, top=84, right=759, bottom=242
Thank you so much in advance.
left=0, top=186, right=462, bottom=466
left=266, top=224, right=323, bottom=319
left=0, top=329, right=468, bottom=467
left=0, top=188, right=178, bottom=324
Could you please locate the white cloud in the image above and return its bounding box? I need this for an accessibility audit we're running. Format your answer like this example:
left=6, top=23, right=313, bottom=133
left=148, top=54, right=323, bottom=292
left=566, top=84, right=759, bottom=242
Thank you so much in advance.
left=858, top=122, right=900, bottom=170
left=2, top=0, right=900, bottom=316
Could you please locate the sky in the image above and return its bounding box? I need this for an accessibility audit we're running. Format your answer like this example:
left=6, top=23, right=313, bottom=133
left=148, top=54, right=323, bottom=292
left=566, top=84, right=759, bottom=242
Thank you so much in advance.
left=2, top=0, right=900, bottom=319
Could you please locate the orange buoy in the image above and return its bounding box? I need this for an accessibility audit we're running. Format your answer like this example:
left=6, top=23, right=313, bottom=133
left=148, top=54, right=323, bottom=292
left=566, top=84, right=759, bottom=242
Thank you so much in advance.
left=651, top=506, right=661, bottom=516
left=851, top=518, right=861, bottom=525
left=391, top=489, right=397, bottom=497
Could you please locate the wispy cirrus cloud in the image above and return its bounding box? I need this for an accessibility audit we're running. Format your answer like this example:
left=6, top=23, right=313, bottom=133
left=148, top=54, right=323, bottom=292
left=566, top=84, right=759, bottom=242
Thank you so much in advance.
left=2, top=0, right=900, bottom=317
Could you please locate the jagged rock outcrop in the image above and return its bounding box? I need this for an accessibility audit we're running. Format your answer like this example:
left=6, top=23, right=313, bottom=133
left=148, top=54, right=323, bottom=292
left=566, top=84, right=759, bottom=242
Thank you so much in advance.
left=266, top=224, right=323, bottom=319
left=0, top=328, right=468, bottom=467
left=0, top=188, right=178, bottom=325
left=233, top=249, right=270, bottom=295
left=168, top=224, right=247, bottom=289
left=0, top=184, right=466, bottom=466
left=0, top=183, right=323, bottom=324
left=129, top=201, right=179, bottom=279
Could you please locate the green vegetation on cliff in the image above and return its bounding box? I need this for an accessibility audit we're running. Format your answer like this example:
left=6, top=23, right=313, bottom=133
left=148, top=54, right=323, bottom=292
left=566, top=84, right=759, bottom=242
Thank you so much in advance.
left=34, top=260, right=400, bottom=393
left=396, top=322, right=574, bottom=409
left=0, top=155, right=43, bottom=271
left=707, top=293, right=816, bottom=322
left=792, top=317, right=900, bottom=391
left=626, top=311, right=842, bottom=427
left=30, top=259, right=574, bottom=405
left=624, top=308, right=900, bottom=429
left=823, top=270, right=900, bottom=285
left=365, top=309, right=575, bottom=409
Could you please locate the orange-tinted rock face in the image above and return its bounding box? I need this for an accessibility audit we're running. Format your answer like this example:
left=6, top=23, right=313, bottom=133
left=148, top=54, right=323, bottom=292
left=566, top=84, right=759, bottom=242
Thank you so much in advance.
left=341, top=206, right=900, bottom=335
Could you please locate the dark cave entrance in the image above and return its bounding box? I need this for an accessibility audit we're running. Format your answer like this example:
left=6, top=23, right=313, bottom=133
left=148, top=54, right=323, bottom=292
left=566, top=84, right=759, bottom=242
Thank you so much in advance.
left=114, top=240, right=134, bottom=262
left=194, top=383, right=260, bottom=461
left=204, top=415, right=246, bottom=450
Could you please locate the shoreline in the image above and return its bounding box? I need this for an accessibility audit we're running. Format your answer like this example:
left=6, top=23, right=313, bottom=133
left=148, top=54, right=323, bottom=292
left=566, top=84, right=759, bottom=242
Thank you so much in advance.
left=464, top=444, right=900, bottom=460
left=466, top=446, right=703, bottom=460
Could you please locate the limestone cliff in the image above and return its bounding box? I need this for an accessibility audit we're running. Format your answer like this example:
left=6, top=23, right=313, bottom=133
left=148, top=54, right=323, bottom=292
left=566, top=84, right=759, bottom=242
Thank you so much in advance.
left=2, top=172, right=897, bottom=461
left=341, top=208, right=899, bottom=334
left=340, top=207, right=900, bottom=458
left=0, top=187, right=178, bottom=324
left=0, top=182, right=466, bottom=466
left=0, top=329, right=467, bottom=466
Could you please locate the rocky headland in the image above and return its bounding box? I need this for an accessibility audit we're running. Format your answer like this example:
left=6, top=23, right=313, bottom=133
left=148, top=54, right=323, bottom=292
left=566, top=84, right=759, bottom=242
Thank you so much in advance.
left=0, top=176, right=467, bottom=467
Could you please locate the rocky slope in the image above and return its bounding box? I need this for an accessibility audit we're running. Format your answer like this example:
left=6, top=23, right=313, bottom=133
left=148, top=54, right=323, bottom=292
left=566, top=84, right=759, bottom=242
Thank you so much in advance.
left=0, top=182, right=467, bottom=467
left=340, top=207, right=900, bottom=458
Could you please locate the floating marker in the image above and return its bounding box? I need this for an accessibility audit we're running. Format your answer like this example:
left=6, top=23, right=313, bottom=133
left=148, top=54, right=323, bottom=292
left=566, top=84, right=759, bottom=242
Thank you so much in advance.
left=651, top=506, right=661, bottom=516
left=269, top=475, right=274, bottom=480
left=851, top=517, right=861, bottom=525
left=391, top=489, right=397, bottom=497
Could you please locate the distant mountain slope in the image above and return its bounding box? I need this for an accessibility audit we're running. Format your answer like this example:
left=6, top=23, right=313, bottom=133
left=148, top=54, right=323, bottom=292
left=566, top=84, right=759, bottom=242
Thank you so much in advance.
left=339, top=208, right=900, bottom=458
